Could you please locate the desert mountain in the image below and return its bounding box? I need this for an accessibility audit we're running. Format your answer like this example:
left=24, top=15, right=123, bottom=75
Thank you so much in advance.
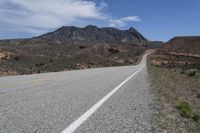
left=35, top=25, right=148, bottom=45
left=0, top=25, right=149, bottom=76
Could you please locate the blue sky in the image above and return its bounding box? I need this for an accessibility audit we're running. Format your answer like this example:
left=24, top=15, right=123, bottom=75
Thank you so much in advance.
left=0, top=0, right=200, bottom=41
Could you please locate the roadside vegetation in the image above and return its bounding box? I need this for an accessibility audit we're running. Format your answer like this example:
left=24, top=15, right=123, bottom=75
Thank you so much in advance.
left=147, top=55, right=200, bottom=133
left=176, top=101, right=200, bottom=122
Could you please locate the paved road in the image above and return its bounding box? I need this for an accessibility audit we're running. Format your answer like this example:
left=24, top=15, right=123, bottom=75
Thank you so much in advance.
left=0, top=54, right=157, bottom=133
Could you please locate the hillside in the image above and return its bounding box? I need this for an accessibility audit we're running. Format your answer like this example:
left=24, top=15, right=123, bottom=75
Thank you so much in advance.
left=150, top=36, right=200, bottom=68
left=0, top=26, right=148, bottom=76
left=164, top=36, right=200, bottom=56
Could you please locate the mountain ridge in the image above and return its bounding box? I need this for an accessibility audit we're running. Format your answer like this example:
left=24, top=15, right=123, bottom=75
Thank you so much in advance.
left=35, top=25, right=148, bottom=45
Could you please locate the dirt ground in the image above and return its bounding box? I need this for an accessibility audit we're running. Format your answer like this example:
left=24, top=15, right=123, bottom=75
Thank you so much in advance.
left=147, top=55, right=200, bottom=133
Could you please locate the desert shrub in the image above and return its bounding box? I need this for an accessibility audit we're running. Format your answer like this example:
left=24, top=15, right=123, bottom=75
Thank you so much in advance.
left=14, top=56, right=19, bottom=61
left=35, top=63, right=44, bottom=67
left=185, top=69, right=198, bottom=77
left=176, top=101, right=200, bottom=122
left=2, top=55, right=8, bottom=60
left=79, top=45, right=87, bottom=49
left=197, top=93, right=200, bottom=99
left=192, top=112, right=200, bottom=122
left=176, top=101, right=192, bottom=118
left=196, top=72, right=200, bottom=78
left=108, top=48, right=120, bottom=54
left=180, top=68, right=185, bottom=74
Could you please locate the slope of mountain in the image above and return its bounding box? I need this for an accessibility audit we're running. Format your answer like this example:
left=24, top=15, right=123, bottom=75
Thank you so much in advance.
left=150, top=36, right=200, bottom=68
left=0, top=26, right=148, bottom=76
left=35, top=25, right=148, bottom=45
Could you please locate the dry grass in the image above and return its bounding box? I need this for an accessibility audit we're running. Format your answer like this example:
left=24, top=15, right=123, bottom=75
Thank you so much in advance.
left=147, top=55, right=200, bottom=133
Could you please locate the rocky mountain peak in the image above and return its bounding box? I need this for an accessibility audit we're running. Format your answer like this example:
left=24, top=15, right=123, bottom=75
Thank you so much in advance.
left=128, top=27, right=137, bottom=32
left=84, top=25, right=99, bottom=30
left=36, top=25, right=148, bottom=45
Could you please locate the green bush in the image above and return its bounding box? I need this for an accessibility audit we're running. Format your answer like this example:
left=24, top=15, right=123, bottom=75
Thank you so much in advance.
left=176, top=101, right=192, bottom=118
left=192, top=112, right=200, bottom=122
left=185, top=69, right=198, bottom=77
left=180, top=69, right=185, bottom=74
left=14, top=56, right=20, bottom=61
left=176, top=101, right=200, bottom=122
left=197, top=93, right=200, bottom=99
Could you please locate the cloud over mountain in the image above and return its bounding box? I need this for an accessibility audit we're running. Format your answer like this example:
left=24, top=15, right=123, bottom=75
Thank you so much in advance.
left=0, top=0, right=140, bottom=39
left=109, top=16, right=140, bottom=27
left=0, top=0, right=107, bottom=34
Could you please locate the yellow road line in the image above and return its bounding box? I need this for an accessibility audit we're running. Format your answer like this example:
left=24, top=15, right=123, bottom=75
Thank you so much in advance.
left=0, top=75, right=66, bottom=88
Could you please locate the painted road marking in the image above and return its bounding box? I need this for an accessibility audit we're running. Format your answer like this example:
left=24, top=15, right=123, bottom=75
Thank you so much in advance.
left=61, top=65, right=145, bottom=133
left=0, top=75, right=67, bottom=88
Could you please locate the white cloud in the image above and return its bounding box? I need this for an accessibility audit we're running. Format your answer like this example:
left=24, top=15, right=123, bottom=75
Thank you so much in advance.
left=109, top=16, right=140, bottom=27
left=0, top=0, right=141, bottom=38
left=0, top=0, right=108, bottom=34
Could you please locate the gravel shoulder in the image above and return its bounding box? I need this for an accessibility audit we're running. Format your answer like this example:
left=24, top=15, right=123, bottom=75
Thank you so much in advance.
left=147, top=55, right=200, bottom=132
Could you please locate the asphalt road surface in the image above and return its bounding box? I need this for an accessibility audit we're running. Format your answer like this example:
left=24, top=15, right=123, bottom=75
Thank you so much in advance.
left=0, top=54, right=157, bottom=133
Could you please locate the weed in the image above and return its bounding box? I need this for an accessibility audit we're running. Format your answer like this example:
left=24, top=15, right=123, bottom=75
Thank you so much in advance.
left=180, top=68, right=185, bottom=74
left=176, top=101, right=200, bottom=122
left=176, top=101, right=192, bottom=118
left=192, top=112, right=200, bottom=122
left=185, top=69, right=198, bottom=77
left=14, top=56, right=19, bottom=61
left=197, top=93, right=200, bottom=99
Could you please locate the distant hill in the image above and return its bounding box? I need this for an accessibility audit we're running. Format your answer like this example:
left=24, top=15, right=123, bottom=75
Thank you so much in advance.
left=150, top=36, right=200, bottom=68
left=0, top=25, right=149, bottom=76
left=164, top=36, right=200, bottom=56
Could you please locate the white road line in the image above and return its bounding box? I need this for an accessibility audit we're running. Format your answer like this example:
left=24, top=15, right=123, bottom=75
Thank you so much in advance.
left=61, top=65, right=145, bottom=133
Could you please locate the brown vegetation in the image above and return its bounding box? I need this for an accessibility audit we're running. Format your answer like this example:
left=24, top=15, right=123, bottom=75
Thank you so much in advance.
left=0, top=41, right=146, bottom=76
